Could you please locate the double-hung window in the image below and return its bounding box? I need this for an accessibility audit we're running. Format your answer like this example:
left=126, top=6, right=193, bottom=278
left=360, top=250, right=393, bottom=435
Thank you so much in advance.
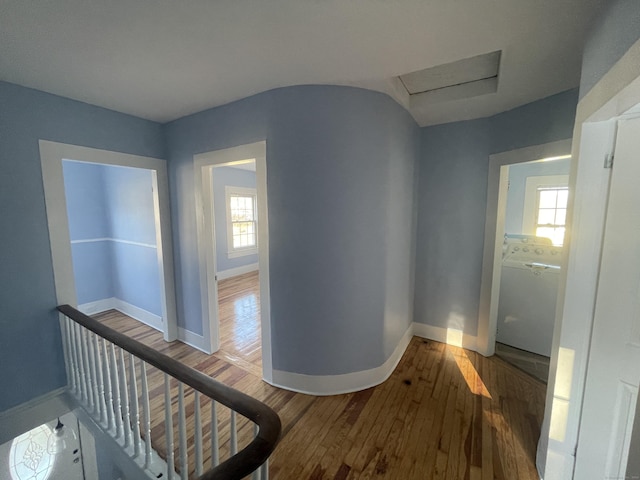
left=225, top=186, right=258, bottom=257
left=522, top=174, right=569, bottom=246
left=534, top=186, right=568, bottom=246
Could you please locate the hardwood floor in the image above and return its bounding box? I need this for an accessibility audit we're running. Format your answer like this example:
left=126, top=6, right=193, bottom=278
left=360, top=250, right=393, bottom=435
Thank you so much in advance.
left=93, top=273, right=546, bottom=479
left=215, top=271, right=262, bottom=375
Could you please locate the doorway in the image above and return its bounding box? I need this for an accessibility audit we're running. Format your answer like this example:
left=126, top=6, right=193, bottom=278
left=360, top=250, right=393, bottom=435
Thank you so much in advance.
left=492, top=157, right=570, bottom=382
left=61, top=160, right=166, bottom=332
left=40, top=141, right=178, bottom=342
left=193, top=141, right=272, bottom=382
left=477, top=139, right=572, bottom=358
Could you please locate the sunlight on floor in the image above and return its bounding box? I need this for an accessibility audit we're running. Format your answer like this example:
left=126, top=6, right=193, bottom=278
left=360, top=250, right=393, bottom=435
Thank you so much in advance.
left=449, top=346, right=492, bottom=398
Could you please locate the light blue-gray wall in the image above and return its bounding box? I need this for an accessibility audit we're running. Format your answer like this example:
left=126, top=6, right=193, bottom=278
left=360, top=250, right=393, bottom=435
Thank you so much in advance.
left=504, top=159, right=571, bottom=235
left=0, top=81, right=164, bottom=412
left=212, top=166, right=258, bottom=272
left=580, top=0, right=640, bottom=98
left=62, top=161, right=162, bottom=316
left=63, top=162, right=114, bottom=304
left=164, top=85, right=419, bottom=375
left=103, top=166, right=162, bottom=316
left=414, top=89, right=578, bottom=337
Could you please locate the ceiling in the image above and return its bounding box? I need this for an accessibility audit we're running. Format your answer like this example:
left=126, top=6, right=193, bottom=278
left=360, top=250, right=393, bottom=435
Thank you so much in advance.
left=0, top=0, right=606, bottom=126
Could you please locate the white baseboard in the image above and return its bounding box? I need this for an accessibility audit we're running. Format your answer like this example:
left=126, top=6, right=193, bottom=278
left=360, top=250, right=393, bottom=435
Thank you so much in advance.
left=412, top=322, right=478, bottom=351
left=77, top=297, right=117, bottom=315
left=267, top=322, right=481, bottom=396
left=78, top=297, right=163, bottom=332
left=217, top=263, right=258, bottom=281
left=268, top=324, right=414, bottom=396
left=113, top=299, right=163, bottom=332
left=178, top=327, right=210, bottom=354
left=0, top=387, right=70, bottom=444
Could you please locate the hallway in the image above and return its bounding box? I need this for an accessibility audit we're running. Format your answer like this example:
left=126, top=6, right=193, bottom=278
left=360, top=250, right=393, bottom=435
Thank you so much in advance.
left=94, top=303, right=545, bottom=479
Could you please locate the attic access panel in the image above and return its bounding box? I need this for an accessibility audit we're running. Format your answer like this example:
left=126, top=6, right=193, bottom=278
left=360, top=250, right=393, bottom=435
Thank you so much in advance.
left=400, top=50, right=501, bottom=102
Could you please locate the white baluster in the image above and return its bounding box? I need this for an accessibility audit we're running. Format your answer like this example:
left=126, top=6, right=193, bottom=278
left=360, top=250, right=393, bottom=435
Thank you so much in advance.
left=92, top=333, right=107, bottom=425
left=65, top=317, right=79, bottom=395
left=85, top=329, right=97, bottom=414
left=230, top=410, right=238, bottom=456
left=194, top=391, right=203, bottom=476
left=74, top=323, right=88, bottom=404
left=164, top=374, right=175, bottom=480
left=129, top=353, right=142, bottom=458
left=178, top=383, right=188, bottom=480
left=260, top=459, right=269, bottom=480
left=211, top=400, right=219, bottom=467
left=140, top=360, right=152, bottom=468
left=109, top=343, right=124, bottom=440
left=59, top=315, right=73, bottom=392
left=68, top=318, right=81, bottom=396
left=251, top=424, right=261, bottom=480
left=118, top=348, right=133, bottom=448
left=101, top=338, right=116, bottom=432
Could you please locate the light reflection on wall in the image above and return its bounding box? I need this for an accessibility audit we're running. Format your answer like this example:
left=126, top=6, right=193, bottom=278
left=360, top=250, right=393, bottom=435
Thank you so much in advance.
left=549, top=347, right=576, bottom=442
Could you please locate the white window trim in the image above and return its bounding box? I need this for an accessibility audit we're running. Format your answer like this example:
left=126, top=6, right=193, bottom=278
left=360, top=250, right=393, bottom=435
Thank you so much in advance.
left=225, top=185, right=258, bottom=258
left=522, top=174, right=569, bottom=235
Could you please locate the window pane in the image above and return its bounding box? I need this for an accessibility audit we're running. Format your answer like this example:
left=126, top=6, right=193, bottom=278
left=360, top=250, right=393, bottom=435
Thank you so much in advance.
left=555, top=208, right=567, bottom=226
left=553, top=227, right=566, bottom=246
left=537, top=209, right=556, bottom=226
left=539, top=190, right=558, bottom=208
left=536, top=226, right=565, bottom=246
left=536, top=226, right=555, bottom=243
left=556, top=189, right=569, bottom=208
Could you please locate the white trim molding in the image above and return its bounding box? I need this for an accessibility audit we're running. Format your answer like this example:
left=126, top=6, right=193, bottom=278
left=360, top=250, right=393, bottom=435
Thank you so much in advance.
left=77, top=297, right=163, bottom=331
left=77, top=297, right=117, bottom=316
left=477, top=139, right=573, bottom=357
left=39, top=141, right=178, bottom=343
left=70, top=237, right=157, bottom=249
left=177, top=327, right=209, bottom=354
left=217, top=262, right=259, bottom=281
left=266, top=321, right=483, bottom=396
left=193, top=141, right=272, bottom=380
left=269, top=325, right=414, bottom=396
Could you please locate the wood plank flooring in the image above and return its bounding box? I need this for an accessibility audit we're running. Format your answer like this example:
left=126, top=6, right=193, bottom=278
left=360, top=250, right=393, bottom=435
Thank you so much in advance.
left=93, top=272, right=546, bottom=479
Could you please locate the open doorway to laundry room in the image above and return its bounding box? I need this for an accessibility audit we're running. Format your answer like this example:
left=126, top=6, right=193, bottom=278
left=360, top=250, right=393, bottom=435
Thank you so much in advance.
left=193, top=141, right=272, bottom=381
left=491, top=156, right=570, bottom=382
left=479, top=151, right=570, bottom=385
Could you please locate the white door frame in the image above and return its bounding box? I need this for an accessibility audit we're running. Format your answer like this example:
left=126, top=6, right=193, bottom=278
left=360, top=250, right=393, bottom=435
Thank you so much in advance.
left=477, top=139, right=572, bottom=357
left=39, top=140, right=178, bottom=342
left=193, top=141, right=272, bottom=382
left=536, top=40, right=640, bottom=479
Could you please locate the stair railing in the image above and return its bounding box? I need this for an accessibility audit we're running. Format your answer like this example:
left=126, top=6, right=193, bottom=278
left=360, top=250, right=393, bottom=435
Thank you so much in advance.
left=57, top=304, right=281, bottom=480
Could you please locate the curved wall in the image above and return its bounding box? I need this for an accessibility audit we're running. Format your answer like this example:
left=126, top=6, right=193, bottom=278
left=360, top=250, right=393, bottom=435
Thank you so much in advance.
left=164, top=85, right=419, bottom=380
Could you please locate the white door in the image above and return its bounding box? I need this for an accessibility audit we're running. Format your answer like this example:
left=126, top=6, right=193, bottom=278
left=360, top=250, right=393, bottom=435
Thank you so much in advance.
left=574, top=116, right=640, bottom=478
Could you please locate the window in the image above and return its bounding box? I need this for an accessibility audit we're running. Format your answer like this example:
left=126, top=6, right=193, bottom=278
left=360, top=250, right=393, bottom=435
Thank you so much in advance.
left=225, top=186, right=257, bottom=257
left=522, top=174, right=569, bottom=245
left=535, top=186, right=568, bottom=246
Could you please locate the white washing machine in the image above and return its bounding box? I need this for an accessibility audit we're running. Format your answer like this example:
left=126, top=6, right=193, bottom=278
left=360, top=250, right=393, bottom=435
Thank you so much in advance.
left=496, top=236, right=562, bottom=357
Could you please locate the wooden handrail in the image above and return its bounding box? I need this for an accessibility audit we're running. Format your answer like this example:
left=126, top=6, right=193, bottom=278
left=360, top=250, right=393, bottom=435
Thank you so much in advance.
left=57, top=304, right=281, bottom=479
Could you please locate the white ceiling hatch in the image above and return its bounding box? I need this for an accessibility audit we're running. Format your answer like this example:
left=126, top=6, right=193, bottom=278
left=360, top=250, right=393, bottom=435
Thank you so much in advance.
left=400, top=50, right=501, bottom=108
left=0, top=0, right=608, bottom=126
left=400, top=51, right=501, bottom=95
